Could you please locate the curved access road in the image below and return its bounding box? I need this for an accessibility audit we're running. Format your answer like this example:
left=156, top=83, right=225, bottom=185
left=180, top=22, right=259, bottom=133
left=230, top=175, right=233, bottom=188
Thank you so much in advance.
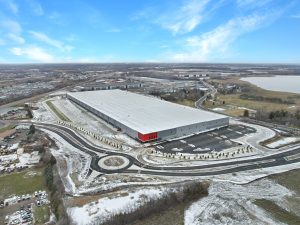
left=34, top=122, right=300, bottom=177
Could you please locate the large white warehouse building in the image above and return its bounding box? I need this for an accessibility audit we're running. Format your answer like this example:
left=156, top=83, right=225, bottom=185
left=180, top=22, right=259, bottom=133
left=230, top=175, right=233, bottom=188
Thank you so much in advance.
left=67, top=90, right=229, bottom=142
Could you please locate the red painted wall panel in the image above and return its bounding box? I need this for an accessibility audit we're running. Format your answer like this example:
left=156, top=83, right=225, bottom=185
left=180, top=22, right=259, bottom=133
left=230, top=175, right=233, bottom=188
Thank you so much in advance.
left=138, top=132, right=158, bottom=142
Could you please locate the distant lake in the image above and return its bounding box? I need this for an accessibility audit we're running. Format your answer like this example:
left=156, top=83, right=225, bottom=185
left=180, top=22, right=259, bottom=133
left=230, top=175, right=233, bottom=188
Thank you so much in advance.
left=241, top=76, right=300, bottom=94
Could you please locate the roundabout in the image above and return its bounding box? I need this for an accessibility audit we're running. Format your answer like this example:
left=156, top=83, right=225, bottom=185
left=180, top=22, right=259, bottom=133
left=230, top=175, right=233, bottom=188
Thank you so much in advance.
left=97, top=155, right=131, bottom=171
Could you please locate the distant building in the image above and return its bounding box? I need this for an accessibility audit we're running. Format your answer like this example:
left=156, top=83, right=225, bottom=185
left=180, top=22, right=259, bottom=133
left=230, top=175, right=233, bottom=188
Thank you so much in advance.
left=73, top=80, right=143, bottom=92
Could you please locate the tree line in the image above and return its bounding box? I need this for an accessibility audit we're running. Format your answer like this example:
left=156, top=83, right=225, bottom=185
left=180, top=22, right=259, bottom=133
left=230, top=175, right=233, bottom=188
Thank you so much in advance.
left=89, top=181, right=209, bottom=225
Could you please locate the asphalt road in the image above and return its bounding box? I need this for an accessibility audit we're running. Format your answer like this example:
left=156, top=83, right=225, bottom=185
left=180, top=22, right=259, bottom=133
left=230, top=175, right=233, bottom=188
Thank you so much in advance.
left=35, top=122, right=300, bottom=177
left=195, top=80, right=217, bottom=109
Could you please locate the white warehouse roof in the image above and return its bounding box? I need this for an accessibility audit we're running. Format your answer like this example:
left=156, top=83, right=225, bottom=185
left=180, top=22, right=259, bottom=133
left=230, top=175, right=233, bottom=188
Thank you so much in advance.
left=67, top=90, right=228, bottom=134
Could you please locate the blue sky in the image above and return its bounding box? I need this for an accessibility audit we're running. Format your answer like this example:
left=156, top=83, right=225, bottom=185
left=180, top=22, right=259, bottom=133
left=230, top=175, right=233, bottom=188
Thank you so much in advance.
left=0, top=0, right=300, bottom=63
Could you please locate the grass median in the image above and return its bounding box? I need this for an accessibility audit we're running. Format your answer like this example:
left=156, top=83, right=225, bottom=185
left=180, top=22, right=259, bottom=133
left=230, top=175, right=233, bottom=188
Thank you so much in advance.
left=46, top=101, right=71, bottom=122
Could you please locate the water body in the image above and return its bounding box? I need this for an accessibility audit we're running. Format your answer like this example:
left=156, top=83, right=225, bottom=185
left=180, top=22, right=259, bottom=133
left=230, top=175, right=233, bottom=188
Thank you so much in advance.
left=241, top=76, right=300, bottom=94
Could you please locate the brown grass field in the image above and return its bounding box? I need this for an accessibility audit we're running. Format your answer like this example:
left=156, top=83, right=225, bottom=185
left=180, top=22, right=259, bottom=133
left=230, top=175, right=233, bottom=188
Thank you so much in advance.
left=207, top=77, right=300, bottom=116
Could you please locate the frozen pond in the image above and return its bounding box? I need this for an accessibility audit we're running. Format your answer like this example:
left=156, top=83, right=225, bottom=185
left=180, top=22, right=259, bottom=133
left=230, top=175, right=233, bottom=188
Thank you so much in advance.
left=241, top=75, right=300, bottom=94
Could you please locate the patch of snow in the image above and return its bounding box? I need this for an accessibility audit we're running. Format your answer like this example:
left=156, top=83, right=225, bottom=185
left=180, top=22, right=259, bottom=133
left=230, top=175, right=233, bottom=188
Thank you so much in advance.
left=32, top=101, right=55, bottom=122
left=267, top=137, right=300, bottom=148
left=9, top=143, right=19, bottom=150
left=15, top=124, right=30, bottom=130
left=212, top=107, right=225, bottom=111
left=0, top=154, right=17, bottom=162
left=17, top=152, right=41, bottom=166
left=140, top=147, right=259, bottom=167
left=185, top=179, right=292, bottom=225
left=113, top=133, right=141, bottom=147
left=52, top=99, right=116, bottom=135
left=68, top=187, right=167, bottom=225
left=41, top=129, right=94, bottom=195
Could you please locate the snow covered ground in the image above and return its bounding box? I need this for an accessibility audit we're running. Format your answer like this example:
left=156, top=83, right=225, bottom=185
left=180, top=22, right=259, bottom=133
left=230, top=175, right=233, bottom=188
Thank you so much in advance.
left=185, top=179, right=294, bottom=225
left=0, top=150, right=41, bottom=169
left=32, top=101, right=55, bottom=122
left=212, top=107, right=225, bottom=112
left=139, top=146, right=259, bottom=167
left=17, top=151, right=41, bottom=165
left=67, top=162, right=300, bottom=225
left=76, top=170, right=180, bottom=195
left=267, top=137, right=300, bottom=148
left=68, top=187, right=167, bottom=225
left=210, top=161, right=300, bottom=184
left=110, top=133, right=141, bottom=147
left=42, top=129, right=95, bottom=195
left=52, top=98, right=141, bottom=147
left=32, top=98, right=300, bottom=225
left=52, top=98, right=116, bottom=136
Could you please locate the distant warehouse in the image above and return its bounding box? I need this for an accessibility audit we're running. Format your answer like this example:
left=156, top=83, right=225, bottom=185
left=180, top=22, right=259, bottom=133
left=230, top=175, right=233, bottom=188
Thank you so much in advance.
left=67, top=90, right=229, bottom=142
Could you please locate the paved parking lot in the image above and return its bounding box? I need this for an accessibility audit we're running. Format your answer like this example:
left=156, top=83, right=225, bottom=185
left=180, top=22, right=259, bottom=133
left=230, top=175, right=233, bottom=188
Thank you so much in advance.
left=155, top=125, right=256, bottom=154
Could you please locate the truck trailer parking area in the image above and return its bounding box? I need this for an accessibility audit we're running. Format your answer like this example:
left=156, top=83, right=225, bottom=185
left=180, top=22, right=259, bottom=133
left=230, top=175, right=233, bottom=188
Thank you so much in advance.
left=155, top=124, right=256, bottom=154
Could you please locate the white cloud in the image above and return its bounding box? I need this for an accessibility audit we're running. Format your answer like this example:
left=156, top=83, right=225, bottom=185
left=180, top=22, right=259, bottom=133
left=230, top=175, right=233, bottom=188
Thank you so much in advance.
left=0, top=19, right=25, bottom=46
left=7, top=33, right=25, bottom=44
left=169, top=13, right=271, bottom=62
left=0, top=19, right=22, bottom=34
left=10, top=46, right=54, bottom=62
left=27, top=0, right=44, bottom=16
left=0, top=0, right=18, bottom=14
left=47, top=11, right=69, bottom=26
left=156, top=0, right=211, bottom=35
left=7, top=0, right=18, bottom=14
left=0, top=18, right=28, bottom=48
left=29, top=31, right=73, bottom=52
left=29, top=31, right=61, bottom=48
left=48, top=11, right=60, bottom=20
left=133, top=0, right=214, bottom=35
left=236, top=0, right=273, bottom=8
left=10, top=47, right=22, bottom=56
